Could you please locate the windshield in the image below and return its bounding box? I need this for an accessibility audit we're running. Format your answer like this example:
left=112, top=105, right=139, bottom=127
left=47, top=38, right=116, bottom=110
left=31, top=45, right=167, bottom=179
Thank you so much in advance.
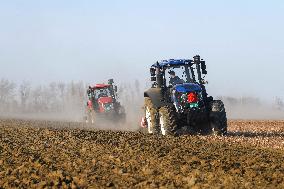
left=94, top=88, right=111, bottom=98
left=164, top=65, right=194, bottom=86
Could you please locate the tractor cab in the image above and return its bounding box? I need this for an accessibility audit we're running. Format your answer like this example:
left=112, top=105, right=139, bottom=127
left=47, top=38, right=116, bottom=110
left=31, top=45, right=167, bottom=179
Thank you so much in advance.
left=85, top=79, right=126, bottom=124
left=88, top=79, right=118, bottom=102
left=143, top=55, right=227, bottom=136
left=89, top=84, right=113, bottom=112
left=92, top=84, right=112, bottom=98
left=86, top=79, right=124, bottom=115
left=88, top=82, right=117, bottom=113
left=150, top=56, right=208, bottom=88
left=149, top=56, right=209, bottom=113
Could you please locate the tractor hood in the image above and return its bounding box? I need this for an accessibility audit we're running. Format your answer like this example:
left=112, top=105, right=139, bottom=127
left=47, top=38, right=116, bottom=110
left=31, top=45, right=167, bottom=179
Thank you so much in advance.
left=174, top=83, right=202, bottom=93
left=98, top=97, right=113, bottom=104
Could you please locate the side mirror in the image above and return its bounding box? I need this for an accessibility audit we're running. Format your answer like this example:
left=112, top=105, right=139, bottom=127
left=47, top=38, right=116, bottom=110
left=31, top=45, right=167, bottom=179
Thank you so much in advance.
left=150, top=68, right=156, bottom=76
left=201, top=61, right=207, bottom=74
left=151, top=76, right=156, bottom=81
left=201, top=79, right=208, bottom=84
left=108, top=79, right=114, bottom=85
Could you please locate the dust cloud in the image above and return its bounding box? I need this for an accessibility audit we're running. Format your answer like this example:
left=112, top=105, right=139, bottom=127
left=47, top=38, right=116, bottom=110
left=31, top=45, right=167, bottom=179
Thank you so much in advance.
left=0, top=78, right=283, bottom=130
left=218, top=96, right=284, bottom=120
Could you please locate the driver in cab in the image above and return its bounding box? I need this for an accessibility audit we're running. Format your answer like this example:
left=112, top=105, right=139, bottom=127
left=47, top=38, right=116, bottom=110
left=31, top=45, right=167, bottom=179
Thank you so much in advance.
left=169, top=71, right=184, bottom=86
left=98, top=89, right=108, bottom=98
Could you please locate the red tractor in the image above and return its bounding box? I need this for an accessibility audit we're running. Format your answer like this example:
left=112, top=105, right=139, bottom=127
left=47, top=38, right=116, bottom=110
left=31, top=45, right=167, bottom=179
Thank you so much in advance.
left=85, top=79, right=126, bottom=124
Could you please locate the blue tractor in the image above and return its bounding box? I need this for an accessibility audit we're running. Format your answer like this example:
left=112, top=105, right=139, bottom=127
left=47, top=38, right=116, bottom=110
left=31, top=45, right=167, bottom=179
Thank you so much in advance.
left=142, top=55, right=227, bottom=136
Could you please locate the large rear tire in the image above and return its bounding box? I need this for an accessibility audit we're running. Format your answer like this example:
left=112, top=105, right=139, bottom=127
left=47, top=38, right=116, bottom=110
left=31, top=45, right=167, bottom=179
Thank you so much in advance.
left=209, top=100, right=227, bottom=136
left=144, top=97, right=159, bottom=134
left=159, top=106, right=179, bottom=136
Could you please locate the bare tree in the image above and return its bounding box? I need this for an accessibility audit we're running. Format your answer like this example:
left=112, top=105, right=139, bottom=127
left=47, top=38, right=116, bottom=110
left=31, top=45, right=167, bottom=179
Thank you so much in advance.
left=58, top=82, right=66, bottom=98
left=0, top=79, right=16, bottom=112
left=19, top=81, right=31, bottom=112
left=275, top=97, right=284, bottom=110
left=31, top=86, right=45, bottom=112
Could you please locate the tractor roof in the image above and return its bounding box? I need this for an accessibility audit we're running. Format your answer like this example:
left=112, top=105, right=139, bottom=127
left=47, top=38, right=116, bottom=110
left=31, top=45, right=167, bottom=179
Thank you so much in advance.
left=93, top=84, right=110, bottom=89
left=152, top=59, right=192, bottom=68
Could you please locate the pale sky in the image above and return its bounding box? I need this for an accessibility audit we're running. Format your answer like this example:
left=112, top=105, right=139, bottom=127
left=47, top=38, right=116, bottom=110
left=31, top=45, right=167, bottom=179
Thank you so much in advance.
left=0, top=0, right=283, bottom=100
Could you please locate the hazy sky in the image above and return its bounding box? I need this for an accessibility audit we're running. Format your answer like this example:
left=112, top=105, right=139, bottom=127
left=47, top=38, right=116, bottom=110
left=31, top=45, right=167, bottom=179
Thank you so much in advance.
left=0, top=0, right=283, bottom=100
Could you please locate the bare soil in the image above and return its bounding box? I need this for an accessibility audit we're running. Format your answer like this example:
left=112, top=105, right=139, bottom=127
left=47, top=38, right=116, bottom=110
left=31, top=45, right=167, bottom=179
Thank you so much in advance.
left=0, top=119, right=284, bottom=188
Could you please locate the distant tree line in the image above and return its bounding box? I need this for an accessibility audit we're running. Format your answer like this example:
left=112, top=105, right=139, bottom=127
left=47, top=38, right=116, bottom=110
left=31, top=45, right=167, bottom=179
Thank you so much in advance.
left=0, top=78, right=146, bottom=116
left=217, top=95, right=284, bottom=110
left=0, top=79, right=86, bottom=114
left=0, top=78, right=283, bottom=117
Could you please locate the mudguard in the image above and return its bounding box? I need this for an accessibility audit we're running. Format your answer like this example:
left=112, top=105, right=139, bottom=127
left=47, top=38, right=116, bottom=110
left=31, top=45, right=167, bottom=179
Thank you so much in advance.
left=144, top=88, right=173, bottom=108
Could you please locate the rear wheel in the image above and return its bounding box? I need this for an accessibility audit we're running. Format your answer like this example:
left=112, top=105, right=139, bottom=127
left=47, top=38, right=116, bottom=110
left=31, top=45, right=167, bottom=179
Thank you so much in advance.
left=144, top=97, right=159, bottom=134
left=159, top=106, right=179, bottom=136
left=209, top=100, right=227, bottom=136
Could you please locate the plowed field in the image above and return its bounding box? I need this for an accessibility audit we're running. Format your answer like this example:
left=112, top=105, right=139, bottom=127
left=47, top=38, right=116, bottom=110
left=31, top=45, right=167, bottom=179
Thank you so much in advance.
left=1, top=119, right=284, bottom=188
